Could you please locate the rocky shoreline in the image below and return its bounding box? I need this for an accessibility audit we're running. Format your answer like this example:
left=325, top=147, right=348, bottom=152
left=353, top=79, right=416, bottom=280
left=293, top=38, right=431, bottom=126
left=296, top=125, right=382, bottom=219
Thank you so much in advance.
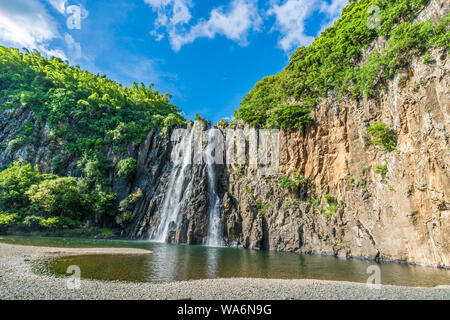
left=0, top=243, right=449, bottom=300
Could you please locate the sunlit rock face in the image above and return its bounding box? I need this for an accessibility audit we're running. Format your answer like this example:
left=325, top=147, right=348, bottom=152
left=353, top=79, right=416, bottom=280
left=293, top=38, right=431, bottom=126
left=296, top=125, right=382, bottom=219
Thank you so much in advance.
left=220, top=45, right=449, bottom=268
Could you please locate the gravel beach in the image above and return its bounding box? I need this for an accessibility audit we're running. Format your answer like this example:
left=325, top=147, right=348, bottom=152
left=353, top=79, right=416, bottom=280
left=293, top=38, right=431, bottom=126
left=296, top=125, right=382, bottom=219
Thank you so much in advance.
left=0, top=242, right=449, bottom=300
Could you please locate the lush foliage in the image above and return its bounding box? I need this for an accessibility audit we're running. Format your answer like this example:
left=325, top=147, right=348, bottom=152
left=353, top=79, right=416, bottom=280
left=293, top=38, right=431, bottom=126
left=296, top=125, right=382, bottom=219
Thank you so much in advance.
left=0, top=161, right=42, bottom=210
left=38, top=216, right=80, bottom=230
left=0, top=46, right=185, bottom=156
left=0, top=212, right=18, bottom=228
left=26, top=177, right=92, bottom=220
left=235, top=0, right=449, bottom=129
left=323, top=194, right=338, bottom=217
left=267, top=104, right=314, bottom=129
left=115, top=188, right=143, bottom=228
left=0, top=36, right=187, bottom=234
left=375, top=163, right=388, bottom=181
left=117, top=158, right=137, bottom=179
left=367, top=122, right=397, bottom=151
left=278, top=170, right=308, bottom=191
left=217, top=119, right=229, bottom=127
left=0, top=161, right=115, bottom=232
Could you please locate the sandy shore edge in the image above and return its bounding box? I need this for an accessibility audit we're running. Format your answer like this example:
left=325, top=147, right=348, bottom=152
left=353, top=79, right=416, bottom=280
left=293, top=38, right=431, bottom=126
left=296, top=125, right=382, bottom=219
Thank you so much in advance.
left=0, top=242, right=152, bottom=256
left=1, top=242, right=449, bottom=300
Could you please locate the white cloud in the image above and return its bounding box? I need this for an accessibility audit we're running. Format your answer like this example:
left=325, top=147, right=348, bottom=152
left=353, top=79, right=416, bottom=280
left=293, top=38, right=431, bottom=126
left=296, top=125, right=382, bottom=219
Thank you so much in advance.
left=64, top=33, right=81, bottom=59
left=145, top=0, right=192, bottom=30
left=268, top=0, right=317, bottom=52
left=0, top=0, right=91, bottom=62
left=46, top=0, right=67, bottom=14
left=146, top=0, right=262, bottom=51
left=320, top=0, right=347, bottom=18
left=146, top=0, right=347, bottom=53
left=268, top=0, right=348, bottom=53
left=319, top=0, right=348, bottom=32
left=170, top=0, right=192, bottom=25
left=0, top=0, right=66, bottom=58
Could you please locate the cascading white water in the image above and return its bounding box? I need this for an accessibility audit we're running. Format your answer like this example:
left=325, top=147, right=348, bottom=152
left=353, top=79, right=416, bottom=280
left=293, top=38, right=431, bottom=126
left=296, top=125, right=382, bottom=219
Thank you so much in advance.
left=150, top=127, right=194, bottom=242
left=205, top=129, right=223, bottom=247
left=149, top=124, right=224, bottom=246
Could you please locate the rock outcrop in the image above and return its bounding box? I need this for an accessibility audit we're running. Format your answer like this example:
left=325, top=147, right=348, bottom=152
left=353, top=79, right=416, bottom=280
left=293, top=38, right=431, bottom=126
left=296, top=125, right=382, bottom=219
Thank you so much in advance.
left=219, top=45, right=449, bottom=268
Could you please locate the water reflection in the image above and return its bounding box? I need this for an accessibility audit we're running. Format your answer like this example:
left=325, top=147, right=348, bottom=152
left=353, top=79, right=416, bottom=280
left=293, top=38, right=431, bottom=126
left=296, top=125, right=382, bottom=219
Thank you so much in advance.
left=206, top=246, right=219, bottom=278
left=6, top=236, right=444, bottom=287
left=149, top=243, right=180, bottom=282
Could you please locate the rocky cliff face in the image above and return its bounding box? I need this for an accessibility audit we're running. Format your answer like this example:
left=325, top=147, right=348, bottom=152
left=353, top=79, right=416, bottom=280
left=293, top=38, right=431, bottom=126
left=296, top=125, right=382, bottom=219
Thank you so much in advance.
left=0, top=105, right=174, bottom=229
left=219, top=45, right=449, bottom=268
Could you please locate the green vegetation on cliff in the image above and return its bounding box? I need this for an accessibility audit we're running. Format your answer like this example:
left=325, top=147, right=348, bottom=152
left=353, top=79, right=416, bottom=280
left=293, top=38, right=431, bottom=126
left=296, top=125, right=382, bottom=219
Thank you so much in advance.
left=367, top=122, right=397, bottom=151
left=0, top=161, right=115, bottom=233
left=0, top=46, right=184, bottom=155
left=235, top=0, right=449, bottom=129
left=0, top=47, right=185, bottom=234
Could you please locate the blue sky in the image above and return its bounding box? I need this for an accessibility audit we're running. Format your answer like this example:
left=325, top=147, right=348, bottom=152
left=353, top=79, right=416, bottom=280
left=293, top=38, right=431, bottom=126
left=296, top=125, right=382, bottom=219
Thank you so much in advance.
left=0, top=0, right=347, bottom=122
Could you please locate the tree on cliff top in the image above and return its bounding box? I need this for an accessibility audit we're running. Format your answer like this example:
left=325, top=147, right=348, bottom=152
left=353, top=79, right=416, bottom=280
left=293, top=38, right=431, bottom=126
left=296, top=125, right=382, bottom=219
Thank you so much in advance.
left=235, top=0, right=449, bottom=129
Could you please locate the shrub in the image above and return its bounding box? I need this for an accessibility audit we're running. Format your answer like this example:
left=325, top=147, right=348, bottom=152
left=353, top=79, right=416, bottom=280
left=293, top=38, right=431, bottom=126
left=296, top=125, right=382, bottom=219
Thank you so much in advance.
left=0, top=161, right=42, bottom=211
left=162, top=113, right=184, bottom=129
left=77, top=152, right=113, bottom=185
left=7, top=137, right=25, bottom=153
left=0, top=212, right=18, bottom=228
left=26, top=177, right=91, bottom=221
left=119, top=197, right=132, bottom=213
left=323, top=194, right=338, bottom=217
left=115, top=212, right=134, bottom=228
left=115, top=189, right=143, bottom=228
left=51, top=155, right=63, bottom=174
left=217, top=119, right=229, bottom=127
left=268, top=104, right=314, bottom=130
left=238, top=165, right=245, bottom=177
left=117, top=158, right=137, bottom=180
left=324, top=194, right=334, bottom=202
left=367, top=123, right=397, bottom=151
left=90, top=186, right=117, bottom=218
left=22, top=215, right=44, bottom=230
left=195, top=114, right=204, bottom=121
left=39, top=216, right=79, bottom=230
left=375, top=164, right=388, bottom=181
left=0, top=160, right=116, bottom=231
left=278, top=175, right=294, bottom=189
left=255, top=201, right=269, bottom=215
left=278, top=170, right=308, bottom=191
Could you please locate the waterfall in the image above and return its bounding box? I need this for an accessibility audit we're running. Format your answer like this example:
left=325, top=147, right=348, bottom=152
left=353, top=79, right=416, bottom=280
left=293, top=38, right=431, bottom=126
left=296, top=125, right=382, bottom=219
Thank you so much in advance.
left=149, top=124, right=224, bottom=247
left=150, top=127, right=194, bottom=242
left=205, top=129, right=223, bottom=247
